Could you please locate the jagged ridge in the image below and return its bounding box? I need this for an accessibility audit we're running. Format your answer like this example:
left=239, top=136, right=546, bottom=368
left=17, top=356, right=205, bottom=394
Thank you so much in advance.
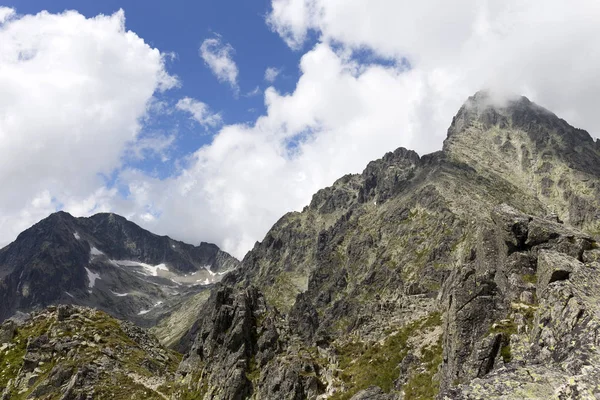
left=175, top=91, right=600, bottom=399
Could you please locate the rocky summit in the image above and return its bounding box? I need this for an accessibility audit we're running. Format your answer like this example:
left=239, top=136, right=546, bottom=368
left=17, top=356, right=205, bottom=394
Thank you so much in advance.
left=2, top=91, right=600, bottom=399
left=0, top=211, right=239, bottom=331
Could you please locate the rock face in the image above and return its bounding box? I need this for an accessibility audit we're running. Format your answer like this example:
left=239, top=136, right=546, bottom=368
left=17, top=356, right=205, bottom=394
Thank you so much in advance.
left=2, top=91, right=600, bottom=399
left=174, top=92, right=600, bottom=399
left=0, top=305, right=180, bottom=399
left=0, top=212, right=239, bottom=332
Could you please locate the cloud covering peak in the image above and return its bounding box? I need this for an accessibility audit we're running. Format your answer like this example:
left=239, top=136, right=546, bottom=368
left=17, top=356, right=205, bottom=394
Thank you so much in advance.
left=1, top=2, right=599, bottom=260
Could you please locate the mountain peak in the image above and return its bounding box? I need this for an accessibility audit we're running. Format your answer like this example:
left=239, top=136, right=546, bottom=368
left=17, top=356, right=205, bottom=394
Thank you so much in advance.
left=440, top=90, right=600, bottom=232
left=0, top=210, right=240, bottom=323
left=445, top=90, right=550, bottom=139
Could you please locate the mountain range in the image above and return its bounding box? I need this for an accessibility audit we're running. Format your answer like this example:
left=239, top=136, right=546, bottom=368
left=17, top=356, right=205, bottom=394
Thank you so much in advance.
left=0, top=211, right=239, bottom=327
left=1, top=91, right=600, bottom=399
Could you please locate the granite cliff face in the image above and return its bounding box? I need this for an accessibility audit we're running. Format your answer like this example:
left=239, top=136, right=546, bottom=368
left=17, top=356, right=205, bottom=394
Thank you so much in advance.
left=173, top=92, right=600, bottom=399
left=1, top=92, right=600, bottom=399
left=0, top=212, right=239, bottom=328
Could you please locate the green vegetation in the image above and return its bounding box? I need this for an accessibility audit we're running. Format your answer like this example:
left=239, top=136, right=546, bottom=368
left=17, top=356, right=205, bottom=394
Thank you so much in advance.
left=246, top=356, right=260, bottom=382
left=488, top=318, right=517, bottom=365
left=489, top=319, right=518, bottom=336
left=0, top=309, right=182, bottom=399
left=403, top=337, right=443, bottom=400
left=331, top=312, right=442, bottom=400
left=522, top=273, right=537, bottom=284
left=263, top=271, right=308, bottom=313
left=170, top=369, right=209, bottom=400
left=94, top=374, right=165, bottom=400
left=0, top=315, right=54, bottom=393
left=500, top=344, right=513, bottom=363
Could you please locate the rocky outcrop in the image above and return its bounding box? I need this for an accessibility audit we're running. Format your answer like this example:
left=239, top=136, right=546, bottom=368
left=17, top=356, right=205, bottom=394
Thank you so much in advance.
left=174, top=285, right=324, bottom=399
left=0, top=305, right=180, bottom=399
left=444, top=222, right=600, bottom=398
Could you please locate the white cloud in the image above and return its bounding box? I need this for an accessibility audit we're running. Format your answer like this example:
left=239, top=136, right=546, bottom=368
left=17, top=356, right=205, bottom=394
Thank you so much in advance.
left=127, top=134, right=176, bottom=161
left=0, top=8, right=176, bottom=246
left=267, top=0, right=600, bottom=135
left=0, top=7, right=15, bottom=24
left=122, top=0, right=600, bottom=259
left=176, top=97, right=222, bottom=128
left=121, top=44, right=452, bottom=257
left=244, top=86, right=262, bottom=97
left=264, top=67, right=281, bottom=83
left=199, top=35, right=239, bottom=93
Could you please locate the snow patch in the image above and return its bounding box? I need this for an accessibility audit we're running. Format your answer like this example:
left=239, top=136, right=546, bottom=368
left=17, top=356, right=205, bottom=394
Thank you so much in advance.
left=65, top=291, right=74, bottom=298
left=90, top=246, right=104, bottom=257
left=114, top=260, right=169, bottom=276
left=111, top=291, right=129, bottom=297
left=73, top=232, right=80, bottom=240
left=138, top=300, right=164, bottom=316
left=84, top=267, right=101, bottom=289
left=204, top=265, right=216, bottom=276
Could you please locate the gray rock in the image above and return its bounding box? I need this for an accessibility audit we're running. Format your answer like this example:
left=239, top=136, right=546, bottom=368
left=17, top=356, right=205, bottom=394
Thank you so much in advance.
left=536, top=250, right=581, bottom=292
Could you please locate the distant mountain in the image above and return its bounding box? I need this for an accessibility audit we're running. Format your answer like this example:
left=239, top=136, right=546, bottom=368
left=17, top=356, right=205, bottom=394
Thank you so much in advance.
left=0, top=211, right=239, bottom=326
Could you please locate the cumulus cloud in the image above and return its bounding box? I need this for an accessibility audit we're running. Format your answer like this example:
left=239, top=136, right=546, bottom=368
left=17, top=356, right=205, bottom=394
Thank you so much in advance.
left=126, top=0, right=600, bottom=259
left=0, top=7, right=15, bottom=23
left=199, top=35, right=239, bottom=93
left=264, top=67, right=281, bottom=83
left=0, top=8, right=176, bottom=246
left=122, top=44, right=456, bottom=257
left=267, top=0, right=600, bottom=135
left=176, top=97, right=222, bottom=128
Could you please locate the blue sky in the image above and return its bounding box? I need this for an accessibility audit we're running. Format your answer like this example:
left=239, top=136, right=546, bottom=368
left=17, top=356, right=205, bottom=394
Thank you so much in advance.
left=5, top=0, right=308, bottom=179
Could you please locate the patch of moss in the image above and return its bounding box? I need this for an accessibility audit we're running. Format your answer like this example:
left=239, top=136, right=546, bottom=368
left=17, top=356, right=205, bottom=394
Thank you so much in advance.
left=500, top=344, right=513, bottom=363
left=489, top=319, right=518, bottom=336
left=0, top=315, right=54, bottom=392
left=246, top=356, right=260, bottom=382
left=170, top=370, right=209, bottom=400
left=1, top=310, right=182, bottom=399
left=331, top=312, right=442, bottom=400
left=522, top=273, right=537, bottom=284
left=403, top=337, right=443, bottom=400
left=263, top=271, right=307, bottom=313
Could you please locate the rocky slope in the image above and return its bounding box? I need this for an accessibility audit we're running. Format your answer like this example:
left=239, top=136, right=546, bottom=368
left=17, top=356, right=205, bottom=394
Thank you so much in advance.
left=0, top=305, right=181, bottom=399
left=174, top=92, right=600, bottom=399
left=0, top=212, right=239, bottom=331
left=1, top=91, right=599, bottom=400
